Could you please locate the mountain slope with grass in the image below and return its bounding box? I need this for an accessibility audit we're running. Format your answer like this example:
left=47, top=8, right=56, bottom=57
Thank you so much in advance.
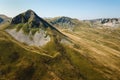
left=0, top=30, right=108, bottom=80
left=59, top=26, right=120, bottom=80
left=0, top=10, right=120, bottom=80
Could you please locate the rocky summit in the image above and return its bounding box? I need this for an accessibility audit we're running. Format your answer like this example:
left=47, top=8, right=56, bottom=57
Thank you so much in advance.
left=11, top=9, right=52, bottom=28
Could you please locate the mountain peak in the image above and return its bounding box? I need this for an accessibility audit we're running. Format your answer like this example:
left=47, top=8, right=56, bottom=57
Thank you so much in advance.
left=26, top=9, right=35, bottom=13
left=11, top=10, right=47, bottom=28
left=10, top=9, right=58, bottom=30
left=25, top=9, right=37, bottom=17
left=11, top=9, right=39, bottom=25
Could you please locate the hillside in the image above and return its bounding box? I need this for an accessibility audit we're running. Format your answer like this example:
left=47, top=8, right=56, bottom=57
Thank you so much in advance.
left=0, top=30, right=109, bottom=80
left=1, top=25, right=120, bottom=80
left=0, top=10, right=120, bottom=80
left=60, top=26, right=120, bottom=80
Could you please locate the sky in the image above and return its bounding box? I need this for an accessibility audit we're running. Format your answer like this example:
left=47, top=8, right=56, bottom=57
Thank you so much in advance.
left=0, top=0, right=120, bottom=20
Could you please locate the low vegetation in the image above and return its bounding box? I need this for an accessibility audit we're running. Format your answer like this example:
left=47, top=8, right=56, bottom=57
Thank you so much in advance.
left=0, top=30, right=109, bottom=80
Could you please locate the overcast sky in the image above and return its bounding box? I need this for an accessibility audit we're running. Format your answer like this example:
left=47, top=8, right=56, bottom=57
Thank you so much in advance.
left=0, top=0, right=120, bottom=20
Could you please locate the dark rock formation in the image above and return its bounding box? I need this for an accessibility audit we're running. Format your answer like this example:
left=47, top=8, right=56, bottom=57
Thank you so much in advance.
left=11, top=9, right=51, bottom=28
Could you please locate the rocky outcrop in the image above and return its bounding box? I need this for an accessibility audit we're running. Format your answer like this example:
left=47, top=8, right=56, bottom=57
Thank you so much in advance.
left=6, top=29, right=50, bottom=46
left=101, top=18, right=119, bottom=24
left=101, top=18, right=120, bottom=27
left=12, top=10, right=47, bottom=28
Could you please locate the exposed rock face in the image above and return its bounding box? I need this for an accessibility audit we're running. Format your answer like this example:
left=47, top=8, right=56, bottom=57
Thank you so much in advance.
left=101, top=18, right=119, bottom=24
left=101, top=18, right=120, bottom=27
left=6, top=29, right=50, bottom=46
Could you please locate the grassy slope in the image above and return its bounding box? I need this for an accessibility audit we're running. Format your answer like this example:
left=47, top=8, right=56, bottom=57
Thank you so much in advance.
left=0, top=30, right=108, bottom=80
left=0, top=31, right=52, bottom=80
left=61, top=27, right=120, bottom=80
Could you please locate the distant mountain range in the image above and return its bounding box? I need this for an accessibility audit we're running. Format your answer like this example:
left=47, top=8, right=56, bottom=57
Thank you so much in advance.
left=1, top=13, right=120, bottom=29
left=45, top=17, right=120, bottom=31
